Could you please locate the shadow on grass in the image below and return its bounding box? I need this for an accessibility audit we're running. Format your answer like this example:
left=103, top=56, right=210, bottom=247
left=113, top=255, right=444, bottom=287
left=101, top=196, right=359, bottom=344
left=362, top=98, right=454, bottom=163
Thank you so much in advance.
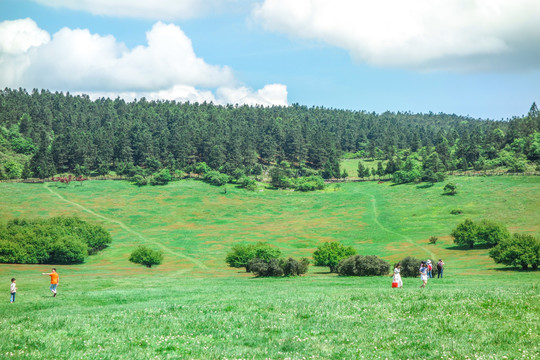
left=416, top=183, right=434, bottom=189
left=490, top=267, right=539, bottom=272
left=446, top=244, right=493, bottom=250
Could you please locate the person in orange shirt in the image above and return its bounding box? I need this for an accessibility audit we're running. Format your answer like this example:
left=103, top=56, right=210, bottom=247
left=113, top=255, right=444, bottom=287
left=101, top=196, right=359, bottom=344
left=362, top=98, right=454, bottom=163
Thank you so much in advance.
left=42, top=268, right=59, bottom=297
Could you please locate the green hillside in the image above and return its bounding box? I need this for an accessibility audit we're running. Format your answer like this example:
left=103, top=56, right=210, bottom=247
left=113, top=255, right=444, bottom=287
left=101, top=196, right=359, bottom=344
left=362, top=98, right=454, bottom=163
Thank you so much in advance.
left=0, top=177, right=538, bottom=359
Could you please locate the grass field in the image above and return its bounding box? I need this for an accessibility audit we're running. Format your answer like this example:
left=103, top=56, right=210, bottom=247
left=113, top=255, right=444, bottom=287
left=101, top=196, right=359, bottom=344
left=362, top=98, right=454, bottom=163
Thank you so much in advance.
left=0, top=176, right=539, bottom=359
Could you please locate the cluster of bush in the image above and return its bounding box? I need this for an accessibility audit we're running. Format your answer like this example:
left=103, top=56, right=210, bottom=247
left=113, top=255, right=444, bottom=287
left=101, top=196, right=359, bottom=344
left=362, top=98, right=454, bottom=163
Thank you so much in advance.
left=336, top=255, right=390, bottom=276
left=0, top=216, right=112, bottom=264
left=225, top=242, right=309, bottom=277
left=312, top=241, right=390, bottom=276
left=451, top=219, right=539, bottom=270
left=269, top=162, right=326, bottom=191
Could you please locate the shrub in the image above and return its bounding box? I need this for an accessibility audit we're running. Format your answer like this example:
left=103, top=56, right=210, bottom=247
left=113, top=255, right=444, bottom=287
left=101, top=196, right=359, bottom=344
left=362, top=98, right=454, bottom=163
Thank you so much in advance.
left=150, top=168, right=172, bottom=185
left=48, top=236, right=88, bottom=264
left=429, top=236, right=438, bottom=244
left=248, top=257, right=310, bottom=277
left=282, top=257, right=310, bottom=276
left=203, top=170, right=230, bottom=186
left=0, top=216, right=112, bottom=264
left=489, top=233, right=540, bottom=270
left=129, top=246, right=164, bottom=268
left=293, top=176, right=325, bottom=192
left=313, top=242, right=357, bottom=272
left=451, top=219, right=510, bottom=249
left=239, top=176, right=257, bottom=191
left=248, top=258, right=284, bottom=277
left=132, top=174, right=147, bottom=186
left=450, top=209, right=463, bottom=215
left=337, top=255, right=390, bottom=276
left=400, top=256, right=422, bottom=277
left=225, top=242, right=281, bottom=271
left=443, top=183, right=457, bottom=195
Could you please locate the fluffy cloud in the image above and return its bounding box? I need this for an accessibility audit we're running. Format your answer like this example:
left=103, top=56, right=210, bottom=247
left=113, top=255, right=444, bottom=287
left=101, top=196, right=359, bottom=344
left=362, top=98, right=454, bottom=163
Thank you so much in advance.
left=0, top=18, right=287, bottom=106
left=33, top=0, right=249, bottom=20
left=253, top=0, right=540, bottom=72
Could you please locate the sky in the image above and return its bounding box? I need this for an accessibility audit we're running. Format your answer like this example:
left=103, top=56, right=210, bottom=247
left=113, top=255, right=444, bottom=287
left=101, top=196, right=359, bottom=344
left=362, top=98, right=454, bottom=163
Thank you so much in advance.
left=1, top=0, right=539, bottom=120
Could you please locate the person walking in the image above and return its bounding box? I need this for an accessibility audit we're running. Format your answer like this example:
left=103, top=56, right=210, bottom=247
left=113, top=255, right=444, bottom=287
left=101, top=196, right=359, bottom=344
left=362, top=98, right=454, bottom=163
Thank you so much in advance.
left=42, top=268, right=59, bottom=297
left=10, top=278, right=17, bottom=303
left=427, top=260, right=433, bottom=278
left=419, top=262, right=428, bottom=288
left=437, top=259, right=445, bottom=278
left=393, top=263, right=403, bottom=288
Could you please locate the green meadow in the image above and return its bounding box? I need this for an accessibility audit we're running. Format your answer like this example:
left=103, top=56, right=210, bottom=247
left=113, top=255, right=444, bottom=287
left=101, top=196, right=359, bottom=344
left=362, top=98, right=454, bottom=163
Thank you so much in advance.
left=0, top=176, right=539, bottom=359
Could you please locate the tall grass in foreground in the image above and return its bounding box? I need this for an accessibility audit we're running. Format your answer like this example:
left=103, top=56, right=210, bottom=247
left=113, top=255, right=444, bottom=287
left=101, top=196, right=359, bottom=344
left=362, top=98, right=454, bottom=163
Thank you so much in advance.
left=0, top=274, right=538, bottom=359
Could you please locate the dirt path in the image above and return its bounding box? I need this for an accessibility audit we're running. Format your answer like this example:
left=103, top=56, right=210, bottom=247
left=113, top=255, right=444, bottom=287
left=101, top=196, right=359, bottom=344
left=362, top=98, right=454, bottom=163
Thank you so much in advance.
left=367, top=193, right=436, bottom=259
left=44, top=183, right=208, bottom=270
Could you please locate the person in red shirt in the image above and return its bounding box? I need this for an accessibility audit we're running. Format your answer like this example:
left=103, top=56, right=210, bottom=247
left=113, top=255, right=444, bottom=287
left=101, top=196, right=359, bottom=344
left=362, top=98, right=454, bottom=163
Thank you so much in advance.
left=42, top=268, right=59, bottom=297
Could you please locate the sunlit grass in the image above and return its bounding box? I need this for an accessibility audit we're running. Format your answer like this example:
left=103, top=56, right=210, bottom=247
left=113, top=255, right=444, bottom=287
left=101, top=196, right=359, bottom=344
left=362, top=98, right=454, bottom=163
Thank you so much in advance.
left=0, top=176, right=539, bottom=358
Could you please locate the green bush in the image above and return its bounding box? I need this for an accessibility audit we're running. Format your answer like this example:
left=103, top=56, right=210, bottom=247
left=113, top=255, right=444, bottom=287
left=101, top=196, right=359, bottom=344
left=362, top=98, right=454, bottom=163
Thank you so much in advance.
left=129, top=246, right=164, bottom=268
left=337, top=255, right=390, bottom=276
left=225, top=242, right=282, bottom=271
left=248, top=258, right=284, bottom=277
left=247, top=257, right=310, bottom=277
left=450, top=209, right=463, bottom=215
left=132, top=174, right=148, bottom=186
left=429, top=236, right=438, bottom=244
left=282, top=257, right=310, bottom=276
left=0, top=216, right=112, bottom=264
left=203, top=170, right=230, bottom=186
left=443, top=183, right=457, bottom=195
left=489, top=233, right=540, bottom=270
left=239, top=176, right=258, bottom=191
left=400, top=256, right=421, bottom=277
left=313, top=242, right=356, bottom=272
left=451, top=219, right=510, bottom=249
left=150, top=168, right=172, bottom=185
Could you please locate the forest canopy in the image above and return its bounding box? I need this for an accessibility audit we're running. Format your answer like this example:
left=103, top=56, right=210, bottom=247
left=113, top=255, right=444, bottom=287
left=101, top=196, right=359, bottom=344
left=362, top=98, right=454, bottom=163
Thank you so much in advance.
left=0, top=88, right=538, bottom=183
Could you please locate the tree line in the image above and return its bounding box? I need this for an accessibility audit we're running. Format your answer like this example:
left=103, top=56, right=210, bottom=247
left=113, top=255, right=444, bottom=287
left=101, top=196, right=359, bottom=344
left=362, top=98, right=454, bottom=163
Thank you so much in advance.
left=0, top=88, right=539, bottom=183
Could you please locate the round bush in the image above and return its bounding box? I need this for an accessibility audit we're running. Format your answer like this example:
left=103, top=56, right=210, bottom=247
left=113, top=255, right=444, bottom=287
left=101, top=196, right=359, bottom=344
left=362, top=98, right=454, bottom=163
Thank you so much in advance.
left=337, top=255, right=390, bottom=276
left=400, top=256, right=422, bottom=277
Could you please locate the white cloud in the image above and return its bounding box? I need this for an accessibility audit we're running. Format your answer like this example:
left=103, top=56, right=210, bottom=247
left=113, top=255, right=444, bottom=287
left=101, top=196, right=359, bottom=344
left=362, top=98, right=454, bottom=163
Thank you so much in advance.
left=217, top=84, right=288, bottom=106
left=0, top=18, right=287, bottom=107
left=32, top=0, right=250, bottom=20
left=253, top=0, right=540, bottom=72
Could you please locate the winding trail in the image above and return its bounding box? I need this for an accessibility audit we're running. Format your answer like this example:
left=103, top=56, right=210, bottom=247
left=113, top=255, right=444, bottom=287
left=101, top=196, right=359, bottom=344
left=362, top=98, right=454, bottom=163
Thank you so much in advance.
left=44, top=183, right=208, bottom=270
left=366, top=192, right=436, bottom=259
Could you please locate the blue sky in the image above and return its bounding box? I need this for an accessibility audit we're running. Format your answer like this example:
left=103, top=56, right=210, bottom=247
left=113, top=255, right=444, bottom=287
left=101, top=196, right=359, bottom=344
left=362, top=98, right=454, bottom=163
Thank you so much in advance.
left=1, top=0, right=539, bottom=120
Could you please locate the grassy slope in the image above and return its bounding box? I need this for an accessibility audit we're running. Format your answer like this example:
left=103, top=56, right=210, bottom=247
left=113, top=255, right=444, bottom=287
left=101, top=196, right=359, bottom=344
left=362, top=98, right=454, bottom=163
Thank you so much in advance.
left=0, top=177, right=539, bottom=359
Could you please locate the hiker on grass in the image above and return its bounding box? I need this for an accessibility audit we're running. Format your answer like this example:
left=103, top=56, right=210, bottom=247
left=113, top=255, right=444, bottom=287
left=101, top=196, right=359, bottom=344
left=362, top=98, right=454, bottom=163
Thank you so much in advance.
left=10, top=278, right=17, bottom=303
left=419, top=262, right=428, bottom=288
left=42, top=268, right=59, bottom=297
left=437, top=259, right=445, bottom=278
left=393, top=263, right=403, bottom=288
left=427, top=260, right=433, bottom=278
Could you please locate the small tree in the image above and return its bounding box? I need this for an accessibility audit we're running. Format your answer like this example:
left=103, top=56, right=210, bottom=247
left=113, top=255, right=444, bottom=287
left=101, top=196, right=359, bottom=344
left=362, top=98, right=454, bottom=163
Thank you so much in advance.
left=451, top=219, right=479, bottom=248
left=443, top=183, right=457, bottom=195
left=313, top=242, right=356, bottom=272
left=129, top=246, right=163, bottom=268
left=489, top=234, right=540, bottom=270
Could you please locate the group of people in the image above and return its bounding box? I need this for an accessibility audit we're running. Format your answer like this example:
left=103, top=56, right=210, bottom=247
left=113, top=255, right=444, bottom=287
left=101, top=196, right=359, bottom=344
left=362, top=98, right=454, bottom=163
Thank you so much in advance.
left=392, top=259, right=445, bottom=288
left=9, top=268, right=59, bottom=303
